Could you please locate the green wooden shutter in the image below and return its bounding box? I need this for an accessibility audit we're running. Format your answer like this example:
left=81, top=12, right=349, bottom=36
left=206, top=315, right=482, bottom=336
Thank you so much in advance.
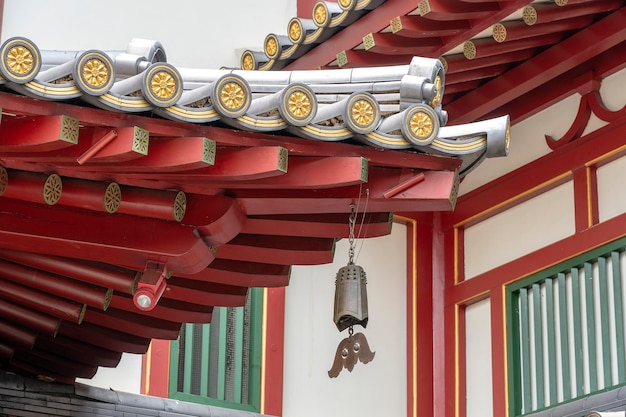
left=507, top=237, right=626, bottom=416
left=168, top=288, right=263, bottom=412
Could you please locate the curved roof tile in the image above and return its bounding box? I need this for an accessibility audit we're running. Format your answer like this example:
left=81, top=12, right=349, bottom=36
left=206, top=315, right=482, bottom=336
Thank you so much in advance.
left=0, top=36, right=510, bottom=176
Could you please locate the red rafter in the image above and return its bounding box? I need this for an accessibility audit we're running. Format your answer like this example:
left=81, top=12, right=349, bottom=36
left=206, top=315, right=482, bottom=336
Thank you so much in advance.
left=446, top=7, right=626, bottom=124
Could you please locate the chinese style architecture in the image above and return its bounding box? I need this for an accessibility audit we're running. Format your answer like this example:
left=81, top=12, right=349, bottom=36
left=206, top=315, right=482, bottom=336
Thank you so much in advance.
left=0, top=29, right=509, bottom=383
left=1, top=0, right=626, bottom=417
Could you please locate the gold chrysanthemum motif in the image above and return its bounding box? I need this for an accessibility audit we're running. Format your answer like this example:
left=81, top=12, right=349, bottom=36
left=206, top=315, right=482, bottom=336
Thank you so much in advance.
left=314, top=4, right=327, bottom=25
left=7, top=45, right=34, bottom=75
left=82, top=58, right=109, bottom=87
left=265, top=37, right=278, bottom=57
left=43, top=174, right=62, bottom=205
left=430, top=76, right=442, bottom=108
left=289, top=20, right=302, bottom=43
left=351, top=99, right=374, bottom=127
left=61, top=116, right=79, bottom=144
left=288, top=90, right=312, bottom=119
left=132, top=127, right=150, bottom=155
left=523, top=6, right=537, bottom=25
left=242, top=53, right=254, bottom=71
left=173, top=191, right=186, bottom=222
left=104, top=182, right=121, bottom=213
left=338, top=0, right=353, bottom=9
left=150, top=70, right=177, bottom=99
left=463, top=41, right=476, bottom=60
left=493, top=23, right=507, bottom=43
left=220, top=82, right=245, bottom=110
left=410, top=111, right=434, bottom=138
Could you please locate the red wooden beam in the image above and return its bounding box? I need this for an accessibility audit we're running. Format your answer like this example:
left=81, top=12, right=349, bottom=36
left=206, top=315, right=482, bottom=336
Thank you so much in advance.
left=82, top=136, right=215, bottom=172
left=83, top=307, right=182, bottom=340
left=225, top=156, right=368, bottom=189
left=446, top=7, right=626, bottom=124
left=492, top=15, right=595, bottom=43
left=0, top=115, right=78, bottom=152
left=109, top=294, right=214, bottom=324
left=0, top=319, right=37, bottom=349
left=164, top=277, right=249, bottom=307
left=334, top=49, right=415, bottom=68
left=58, top=320, right=150, bottom=354
left=363, top=32, right=442, bottom=55
left=416, top=0, right=500, bottom=21
left=0, top=199, right=213, bottom=274
left=35, top=334, right=122, bottom=368
left=0, top=259, right=112, bottom=311
left=0, top=277, right=86, bottom=323
left=390, top=14, right=469, bottom=38
left=234, top=169, right=459, bottom=214
left=174, top=259, right=291, bottom=288
left=0, top=248, right=137, bottom=294
left=242, top=212, right=393, bottom=238
left=0, top=92, right=460, bottom=172
left=216, top=234, right=336, bottom=265
left=0, top=298, right=60, bottom=336
left=185, top=194, right=247, bottom=246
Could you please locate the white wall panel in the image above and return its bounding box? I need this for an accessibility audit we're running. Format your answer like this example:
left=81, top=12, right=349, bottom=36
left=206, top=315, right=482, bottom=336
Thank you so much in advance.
left=283, top=224, right=407, bottom=417
left=466, top=299, right=493, bottom=417
left=598, top=155, right=626, bottom=223
left=465, top=182, right=575, bottom=279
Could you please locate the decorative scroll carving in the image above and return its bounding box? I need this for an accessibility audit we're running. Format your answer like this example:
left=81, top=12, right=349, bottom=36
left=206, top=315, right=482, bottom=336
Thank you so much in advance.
left=545, top=73, right=626, bottom=150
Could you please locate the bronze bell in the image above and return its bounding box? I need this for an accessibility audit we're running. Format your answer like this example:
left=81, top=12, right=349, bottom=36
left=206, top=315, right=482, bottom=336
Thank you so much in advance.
left=333, top=263, right=368, bottom=332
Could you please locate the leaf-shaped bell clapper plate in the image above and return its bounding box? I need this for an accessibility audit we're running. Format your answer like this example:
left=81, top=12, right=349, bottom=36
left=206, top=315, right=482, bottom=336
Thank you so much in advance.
left=333, top=263, right=368, bottom=332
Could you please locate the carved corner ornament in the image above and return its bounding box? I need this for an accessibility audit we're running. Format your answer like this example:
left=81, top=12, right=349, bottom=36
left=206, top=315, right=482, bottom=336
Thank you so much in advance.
left=545, top=72, right=626, bottom=150
left=328, top=332, right=375, bottom=378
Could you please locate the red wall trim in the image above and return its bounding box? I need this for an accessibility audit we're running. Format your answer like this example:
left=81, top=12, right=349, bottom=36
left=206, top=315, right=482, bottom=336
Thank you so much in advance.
left=490, top=287, right=507, bottom=417
left=141, top=339, right=170, bottom=397
left=262, top=287, right=285, bottom=416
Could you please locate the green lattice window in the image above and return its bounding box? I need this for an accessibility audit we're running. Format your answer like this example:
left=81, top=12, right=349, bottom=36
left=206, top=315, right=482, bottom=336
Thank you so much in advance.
left=169, top=288, right=263, bottom=412
left=507, top=237, right=626, bottom=416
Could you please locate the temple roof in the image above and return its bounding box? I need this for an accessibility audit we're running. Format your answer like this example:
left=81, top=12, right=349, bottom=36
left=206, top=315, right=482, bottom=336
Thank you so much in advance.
left=0, top=0, right=624, bottom=385
left=242, top=0, right=626, bottom=124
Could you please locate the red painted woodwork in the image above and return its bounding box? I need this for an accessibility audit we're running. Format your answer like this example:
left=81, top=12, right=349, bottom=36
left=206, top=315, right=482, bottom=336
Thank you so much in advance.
left=0, top=115, right=76, bottom=152
left=444, top=116, right=626, bottom=230
left=364, top=33, right=442, bottom=55
left=174, top=259, right=291, bottom=288
left=0, top=198, right=214, bottom=274
left=163, top=277, right=248, bottom=306
left=35, top=334, right=122, bottom=368
left=142, top=339, right=171, bottom=398
left=0, top=277, right=86, bottom=323
left=0, top=259, right=112, bottom=310
left=1, top=170, right=61, bottom=205
left=216, top=234, right=336, bottom=265
left=0, top=298, right=60, bottom=336
left=391, top=15, right=469, bottom=38
left=0, top=249, right=137, bottom=294
left=82, top=308, right=182, bottom=340
left=0, top=320, right=37, bottom=349
left=447, top=8, right=626, bottom=123
left=263, top=287, right=286, bottom=416
left=242, top=212, right=392, bottom=238
left=58, top=320, right=151, bottom=354
left=110, top=294, right=213, bottom=324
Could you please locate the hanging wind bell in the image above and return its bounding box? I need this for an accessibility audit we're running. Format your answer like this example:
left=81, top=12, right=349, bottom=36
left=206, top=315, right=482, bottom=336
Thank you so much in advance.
left=328, top=205, right=375, bottom=378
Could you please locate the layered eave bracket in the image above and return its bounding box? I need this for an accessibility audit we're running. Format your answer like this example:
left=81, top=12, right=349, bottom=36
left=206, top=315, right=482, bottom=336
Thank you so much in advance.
left=0, top=35, right=509, bottom=383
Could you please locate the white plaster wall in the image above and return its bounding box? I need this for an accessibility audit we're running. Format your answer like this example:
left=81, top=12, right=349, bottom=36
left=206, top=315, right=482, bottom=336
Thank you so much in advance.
left=283, top=224, right=407, bottom=417
left=465, top=299, right=493, bottom=417
left=2, top=0, right=295, bottom=69
left=597, top=155, right=626, bottom=223
left=459, top=67, right=626, bottom=196
left=464, top=181, right=575, bottom=279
